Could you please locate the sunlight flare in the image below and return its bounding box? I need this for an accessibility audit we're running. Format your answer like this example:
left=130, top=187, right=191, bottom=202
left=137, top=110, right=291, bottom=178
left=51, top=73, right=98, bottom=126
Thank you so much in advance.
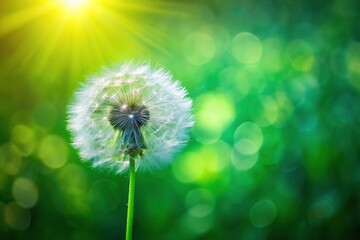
left=55, top=0, right=91, bottom=13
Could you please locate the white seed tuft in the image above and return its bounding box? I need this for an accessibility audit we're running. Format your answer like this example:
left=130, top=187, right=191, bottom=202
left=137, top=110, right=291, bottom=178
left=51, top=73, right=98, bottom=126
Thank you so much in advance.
left=67, top=62, right=194, bottom=174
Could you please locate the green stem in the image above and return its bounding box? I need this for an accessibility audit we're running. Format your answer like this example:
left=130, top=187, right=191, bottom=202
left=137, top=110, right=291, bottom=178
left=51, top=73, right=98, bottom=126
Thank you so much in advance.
left=126, top=157, right=136, bottom=240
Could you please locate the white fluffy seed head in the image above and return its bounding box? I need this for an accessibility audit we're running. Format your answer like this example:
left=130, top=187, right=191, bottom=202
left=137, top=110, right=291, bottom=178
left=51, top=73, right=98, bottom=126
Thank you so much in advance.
left=67, top=62, right=194, bottom=174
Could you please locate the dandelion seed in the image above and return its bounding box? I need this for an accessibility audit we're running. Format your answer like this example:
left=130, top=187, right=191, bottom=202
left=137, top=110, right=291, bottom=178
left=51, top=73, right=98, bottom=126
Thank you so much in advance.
left=67, top=62, right=194, bottom=240
left=67, top=62, right=194, bottom=174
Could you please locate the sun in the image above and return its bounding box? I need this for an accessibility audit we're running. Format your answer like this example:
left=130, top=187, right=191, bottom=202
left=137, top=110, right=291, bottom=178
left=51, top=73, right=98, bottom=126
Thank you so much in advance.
left=55, top=0, right=91, bottom=13
left=64, top=0, right=87, bottom=9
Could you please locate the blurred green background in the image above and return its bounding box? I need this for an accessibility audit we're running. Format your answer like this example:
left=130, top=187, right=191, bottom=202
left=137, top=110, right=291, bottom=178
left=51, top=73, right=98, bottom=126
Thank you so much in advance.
left=1, top=0, right=360, bottom=239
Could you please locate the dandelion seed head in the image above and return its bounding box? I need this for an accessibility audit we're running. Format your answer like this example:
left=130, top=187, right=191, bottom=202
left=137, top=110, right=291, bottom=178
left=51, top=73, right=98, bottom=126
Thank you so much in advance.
left=67, top=62, right=194, bottom=174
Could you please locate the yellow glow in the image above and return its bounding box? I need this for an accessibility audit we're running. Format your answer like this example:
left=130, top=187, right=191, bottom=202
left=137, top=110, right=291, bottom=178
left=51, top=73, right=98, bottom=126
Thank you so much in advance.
left=0, top=0, right=181, bottom=92
left=65, top=0, right=86, bottom=8
left=60, top=0, right=89, bottom=10
left=64, top=0, right=88, bottom=9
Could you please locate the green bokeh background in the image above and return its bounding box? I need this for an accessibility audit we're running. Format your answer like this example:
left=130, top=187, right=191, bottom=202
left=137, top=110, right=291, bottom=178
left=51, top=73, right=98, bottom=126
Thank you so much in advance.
left=1, top=0, right=360, bottom=239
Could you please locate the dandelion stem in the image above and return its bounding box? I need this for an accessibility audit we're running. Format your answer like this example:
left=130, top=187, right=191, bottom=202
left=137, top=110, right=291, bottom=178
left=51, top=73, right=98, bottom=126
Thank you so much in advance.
left=126, top=156, right=135, bottom=240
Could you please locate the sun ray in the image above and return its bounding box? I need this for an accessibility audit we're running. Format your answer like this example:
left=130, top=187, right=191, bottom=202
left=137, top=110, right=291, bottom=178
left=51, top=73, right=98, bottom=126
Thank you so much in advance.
left=0, top=0, right=193, bottom=90
left=0, top=4, right=53, bottom=36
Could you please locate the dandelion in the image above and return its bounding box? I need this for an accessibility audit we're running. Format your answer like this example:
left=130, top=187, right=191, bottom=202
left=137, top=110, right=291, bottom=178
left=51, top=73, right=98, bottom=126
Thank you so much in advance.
left=67, top=62, right=193, bottom=240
